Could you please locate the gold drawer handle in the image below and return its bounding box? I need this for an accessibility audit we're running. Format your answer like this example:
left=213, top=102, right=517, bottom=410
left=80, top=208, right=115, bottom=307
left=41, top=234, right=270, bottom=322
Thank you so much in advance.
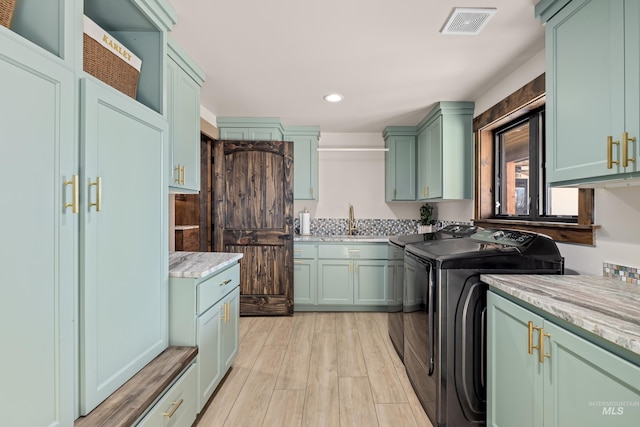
left=89, top=177, right=102, bottom=212
left=622, top=132, right=636, bottom=168
left=64, top=175, right=79, bottom=214
left=539, top=329, right=551, bottom=363
left=607, top=136, right=619, bottom=169
left=294, top=260, right=304, bottom=264
left=220, top=279, right=232, bottom=286
left=347, top=249, right=360, bottom=253
left=294, top=249, right=302, bottom=253
left=162, top=398, right=184, bottom=419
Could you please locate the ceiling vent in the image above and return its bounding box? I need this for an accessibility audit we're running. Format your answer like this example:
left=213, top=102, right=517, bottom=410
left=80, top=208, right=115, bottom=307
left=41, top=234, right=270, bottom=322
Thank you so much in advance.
left=441, top=8, right=497, bottom=35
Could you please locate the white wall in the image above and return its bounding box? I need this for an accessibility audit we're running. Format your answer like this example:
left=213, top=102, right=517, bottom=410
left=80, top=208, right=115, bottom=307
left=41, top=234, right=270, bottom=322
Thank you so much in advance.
left=293, top=132, right=421, bottom=220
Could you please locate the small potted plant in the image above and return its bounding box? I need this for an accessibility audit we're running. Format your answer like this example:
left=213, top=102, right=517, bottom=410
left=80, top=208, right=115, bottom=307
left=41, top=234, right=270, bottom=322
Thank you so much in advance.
left=418, top=203, right=436, bottom=233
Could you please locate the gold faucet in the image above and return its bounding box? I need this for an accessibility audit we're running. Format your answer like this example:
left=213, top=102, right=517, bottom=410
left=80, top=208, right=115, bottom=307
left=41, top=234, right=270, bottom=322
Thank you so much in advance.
left=348, top=204, right=357, bottom=235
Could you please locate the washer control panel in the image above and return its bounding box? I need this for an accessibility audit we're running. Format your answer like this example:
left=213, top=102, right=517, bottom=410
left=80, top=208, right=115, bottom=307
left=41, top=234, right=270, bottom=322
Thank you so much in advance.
left=471, top=228, right=537, bottom=247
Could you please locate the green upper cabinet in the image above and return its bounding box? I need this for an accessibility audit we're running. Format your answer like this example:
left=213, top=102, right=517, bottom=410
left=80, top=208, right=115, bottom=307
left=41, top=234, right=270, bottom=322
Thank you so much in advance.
left=217, top=117, right=286, bottom=141
left=285, top=126, right=320, bottom=200
left=167, top=36, right=206, bottom=193
left=538, top=0, right=640, bottom=185
left=488, top=291, right=640, bottom=427
left=383, top=126, right=417, bottom=201
left=416, top=101, right=474, bottom=201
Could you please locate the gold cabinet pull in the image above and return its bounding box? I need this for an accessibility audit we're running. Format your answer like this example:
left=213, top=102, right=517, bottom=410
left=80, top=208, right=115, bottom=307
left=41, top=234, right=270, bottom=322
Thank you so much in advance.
left=225, top=302, right=230, bottom=322
left=349, top=261, right=353, bottom=274
left=530, top=323, right=543, bottom=360
left=607, top=136, right=620, bottom=169
left=347, top=249, right=360, bottom=253
left=294, top=260, right=304, bottom=264
left=162, top=398, right=184, bottom=419
left=89, top=177, right=102, bottom=212
left=539, top=329, right=551, bottom=363
left=181, top=165, right=186, bottom=185
left=174, top=165, right=181, bottom=184
left=64, top=175, right=79, bottom=214
left=220, top=279, right=232, bottom=287
left=311, top=187, right=315, bottom=198
left=622, top=132, right=636, bottom=168
left=355, top=262, right=359, bottom=273
left=423, top=185, right=429, bottom=197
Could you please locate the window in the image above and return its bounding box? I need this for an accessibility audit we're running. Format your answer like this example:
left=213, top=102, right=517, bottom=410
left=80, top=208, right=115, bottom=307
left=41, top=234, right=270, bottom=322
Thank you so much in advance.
left=473, top=73, right=598, bottom=245
left=493, top=108, right=578, bottom=222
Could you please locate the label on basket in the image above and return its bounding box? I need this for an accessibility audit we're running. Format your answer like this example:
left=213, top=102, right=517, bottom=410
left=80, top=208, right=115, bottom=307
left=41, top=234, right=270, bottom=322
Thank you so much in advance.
left=83, top=15, right=142, bottom=72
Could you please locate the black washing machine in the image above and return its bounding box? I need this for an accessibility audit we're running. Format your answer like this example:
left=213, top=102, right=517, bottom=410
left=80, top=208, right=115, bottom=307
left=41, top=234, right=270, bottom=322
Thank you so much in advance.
left=387, top=225, right=478, bottom=360
left=403, top=228, right=563, bottom=426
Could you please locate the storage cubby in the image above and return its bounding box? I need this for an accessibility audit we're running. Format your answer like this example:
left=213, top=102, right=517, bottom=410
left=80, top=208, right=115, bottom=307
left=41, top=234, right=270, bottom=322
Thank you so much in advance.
left=4, top=0, right=175, bottom=114
left=83, top=0, right=176, bottom=114
left=7, top=0, right=72, bottom=60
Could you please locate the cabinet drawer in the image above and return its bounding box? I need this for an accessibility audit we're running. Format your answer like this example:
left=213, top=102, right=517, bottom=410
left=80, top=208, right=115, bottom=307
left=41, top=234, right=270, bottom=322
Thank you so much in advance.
left=318, top=244, right=387, bottom=259
left=197, top=263, right=240, bottom=314
left=136, top=364, right=197, bottom=427
left=294, top=244, right=316, bottom=259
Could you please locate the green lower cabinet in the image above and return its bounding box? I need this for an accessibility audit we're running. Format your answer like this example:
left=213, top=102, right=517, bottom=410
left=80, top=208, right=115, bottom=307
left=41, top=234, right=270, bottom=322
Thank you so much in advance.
left=294, top=258, right=317, bottom=305
left=488, top=291, right=640, bottom=427
left=353, top=261, right=387, bottom=305
left=169, top=263, right=241, bottom=413
left=294, top=243, right=318, bottom=309
left=318, top=260, right=354, bottom=305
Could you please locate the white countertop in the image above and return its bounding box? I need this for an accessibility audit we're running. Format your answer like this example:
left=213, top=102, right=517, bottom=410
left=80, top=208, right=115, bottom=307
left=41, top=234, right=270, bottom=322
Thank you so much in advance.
left=169, top=251, right=243, bottom=279
left=482, top=274, right=640, bottom=357
left=294, top=235, right=389, bottom=243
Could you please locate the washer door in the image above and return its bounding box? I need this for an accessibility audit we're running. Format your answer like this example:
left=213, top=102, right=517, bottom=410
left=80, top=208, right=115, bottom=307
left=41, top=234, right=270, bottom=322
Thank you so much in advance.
left=454, top=275, right=487, bottom=423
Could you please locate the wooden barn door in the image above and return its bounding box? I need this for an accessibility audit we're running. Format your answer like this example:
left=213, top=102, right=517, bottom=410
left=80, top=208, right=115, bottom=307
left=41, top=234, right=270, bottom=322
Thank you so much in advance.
left=213, top=140, right=294, bottom=315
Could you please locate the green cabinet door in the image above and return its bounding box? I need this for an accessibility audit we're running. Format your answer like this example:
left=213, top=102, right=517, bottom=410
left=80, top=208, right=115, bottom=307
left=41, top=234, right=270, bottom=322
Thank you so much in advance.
left=544, top=0, right=629, bottom=184
left=220, top=286, right=240, bottom=372
left=353, top=260, right=387, bottom=305
left=79, top=79, right=168, bottom=414
left=197, top=297, right=222, bottom=410
left=0, top=33, right=75, bottom=427
left=384, top=127, right=417, bottom=201
left=294, top=258, right=317, bottom=305
left=167, top=38, right=205, bottom=193
left=487, top=292, right=544, bottom=427
left=285, top=127, right=320, bottom=200
left=318, top=260, right=353, bottom=305
left=543, top=320, right=640, bottom=426
left=424, top=116, right=443, bottom=199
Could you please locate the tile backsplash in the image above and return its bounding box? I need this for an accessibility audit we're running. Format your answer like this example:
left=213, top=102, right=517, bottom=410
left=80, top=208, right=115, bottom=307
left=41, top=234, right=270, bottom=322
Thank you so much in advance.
left=294, top=218, right=473, bottom=236
left=603, top=262, right=640, bottom=285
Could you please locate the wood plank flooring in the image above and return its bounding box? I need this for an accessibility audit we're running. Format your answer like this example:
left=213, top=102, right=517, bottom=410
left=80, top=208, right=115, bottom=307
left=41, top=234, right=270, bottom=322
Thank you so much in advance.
left=195, top=312, right=432, bottom=427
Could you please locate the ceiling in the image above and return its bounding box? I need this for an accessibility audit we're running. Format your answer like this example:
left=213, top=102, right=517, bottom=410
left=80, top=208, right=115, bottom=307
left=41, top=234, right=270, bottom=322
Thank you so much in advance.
left=168, top=0, right=544, bottom=132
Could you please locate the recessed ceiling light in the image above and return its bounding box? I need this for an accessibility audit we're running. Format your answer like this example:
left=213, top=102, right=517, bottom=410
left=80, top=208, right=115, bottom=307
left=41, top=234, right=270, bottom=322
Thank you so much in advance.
left=324, top=93, right=343, bottom=103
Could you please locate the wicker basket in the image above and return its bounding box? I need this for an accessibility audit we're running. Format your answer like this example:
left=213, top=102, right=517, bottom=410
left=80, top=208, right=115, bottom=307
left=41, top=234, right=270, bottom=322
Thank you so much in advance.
left=0, top=0, right=16, bottom=28
left=83, top=16, right=141, bottom=99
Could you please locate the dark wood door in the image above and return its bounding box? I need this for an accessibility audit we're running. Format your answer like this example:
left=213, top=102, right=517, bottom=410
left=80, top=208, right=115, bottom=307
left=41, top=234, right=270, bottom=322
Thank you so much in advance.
left=213, top=140, right=294, bottom=316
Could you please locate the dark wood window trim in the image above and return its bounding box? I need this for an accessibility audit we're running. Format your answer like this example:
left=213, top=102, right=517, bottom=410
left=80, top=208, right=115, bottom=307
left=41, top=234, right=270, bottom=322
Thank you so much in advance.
left=473, top=73, right=599, bottom=245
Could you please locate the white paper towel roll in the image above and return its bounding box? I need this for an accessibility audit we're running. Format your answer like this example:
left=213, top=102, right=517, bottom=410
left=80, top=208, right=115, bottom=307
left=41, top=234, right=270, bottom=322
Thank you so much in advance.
left=300, top=212, right=310, bottom=235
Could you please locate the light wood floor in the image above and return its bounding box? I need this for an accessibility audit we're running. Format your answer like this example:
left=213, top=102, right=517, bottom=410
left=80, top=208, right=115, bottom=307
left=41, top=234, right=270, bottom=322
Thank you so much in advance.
left=195, top=312, right=433, bottom=427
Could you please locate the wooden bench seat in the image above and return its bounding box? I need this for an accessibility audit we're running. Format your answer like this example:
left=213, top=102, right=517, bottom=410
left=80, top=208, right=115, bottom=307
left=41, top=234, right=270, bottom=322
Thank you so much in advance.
left=75, top=346, right=198, bottom=427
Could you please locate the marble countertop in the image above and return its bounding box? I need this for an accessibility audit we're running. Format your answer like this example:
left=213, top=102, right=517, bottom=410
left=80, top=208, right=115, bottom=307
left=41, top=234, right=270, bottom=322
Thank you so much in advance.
left=482, top=274, right=640, bottom=357
left=294, top=235, right=389, bottom=243
left=169, top=251, right=243, bottom=279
